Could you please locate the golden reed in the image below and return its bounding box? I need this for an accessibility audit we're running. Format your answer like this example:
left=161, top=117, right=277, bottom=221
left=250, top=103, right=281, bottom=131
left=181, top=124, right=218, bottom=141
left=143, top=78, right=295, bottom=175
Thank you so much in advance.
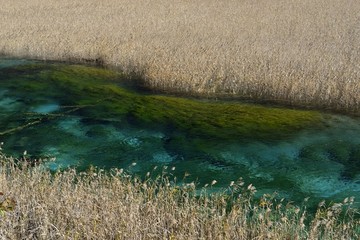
left=0, top=155, right=358, bottom=239
left=1, top=0, right=359, bottom=114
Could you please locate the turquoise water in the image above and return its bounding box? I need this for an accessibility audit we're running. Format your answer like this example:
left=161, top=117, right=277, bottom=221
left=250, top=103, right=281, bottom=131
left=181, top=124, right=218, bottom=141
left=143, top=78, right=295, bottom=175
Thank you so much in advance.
left=1, top=58, right=360, bottom=208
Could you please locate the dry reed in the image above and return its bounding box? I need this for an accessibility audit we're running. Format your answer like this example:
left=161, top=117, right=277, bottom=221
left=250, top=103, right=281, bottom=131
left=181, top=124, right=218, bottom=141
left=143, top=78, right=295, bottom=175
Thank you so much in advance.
left=0, top=150, right=359, bottom=239
left=0, top=0, right=359, bottom=114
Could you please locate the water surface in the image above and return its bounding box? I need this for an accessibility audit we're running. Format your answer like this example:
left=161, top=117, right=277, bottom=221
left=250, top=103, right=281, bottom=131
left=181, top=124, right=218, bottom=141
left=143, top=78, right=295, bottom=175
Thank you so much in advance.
left=0, top=58, right=359, bottom=208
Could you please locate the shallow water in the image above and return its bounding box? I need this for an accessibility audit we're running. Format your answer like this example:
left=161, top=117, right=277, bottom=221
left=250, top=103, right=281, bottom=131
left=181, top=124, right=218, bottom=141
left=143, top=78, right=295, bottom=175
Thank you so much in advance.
left=0, top=58, right=360, bottom=208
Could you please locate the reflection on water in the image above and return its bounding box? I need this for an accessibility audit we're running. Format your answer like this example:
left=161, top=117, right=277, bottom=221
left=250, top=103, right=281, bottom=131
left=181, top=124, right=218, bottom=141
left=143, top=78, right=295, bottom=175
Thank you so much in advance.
left=0, top=58, right=360, bottom=208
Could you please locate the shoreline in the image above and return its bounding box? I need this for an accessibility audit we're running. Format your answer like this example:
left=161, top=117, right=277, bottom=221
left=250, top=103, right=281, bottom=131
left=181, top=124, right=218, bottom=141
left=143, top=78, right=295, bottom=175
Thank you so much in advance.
left=2, top=55, right=359, bottom=118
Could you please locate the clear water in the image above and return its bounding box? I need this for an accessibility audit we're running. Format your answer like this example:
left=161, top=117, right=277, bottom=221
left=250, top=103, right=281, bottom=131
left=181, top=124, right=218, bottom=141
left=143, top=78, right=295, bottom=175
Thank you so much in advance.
left=1, top=58, right=360, bottom=209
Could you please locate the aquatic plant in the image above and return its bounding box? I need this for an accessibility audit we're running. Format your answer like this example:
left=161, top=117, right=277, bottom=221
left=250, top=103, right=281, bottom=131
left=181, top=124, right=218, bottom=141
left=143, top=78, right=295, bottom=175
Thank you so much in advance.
left=0, top=62, right=323, bottom=141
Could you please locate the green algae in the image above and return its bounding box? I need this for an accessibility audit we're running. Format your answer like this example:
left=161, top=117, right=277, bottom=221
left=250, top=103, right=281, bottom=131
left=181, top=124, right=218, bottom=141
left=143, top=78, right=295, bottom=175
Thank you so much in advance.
left=297, top=141, right=360, bottom=180
left=0, top=62, right=323, bottom=140
left=327, top=142, right=360, bottom=180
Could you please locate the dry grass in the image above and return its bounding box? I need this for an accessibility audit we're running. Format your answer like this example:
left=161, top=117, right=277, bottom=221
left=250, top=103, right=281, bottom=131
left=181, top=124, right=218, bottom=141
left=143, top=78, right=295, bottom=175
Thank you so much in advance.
left=0, top=150, right=359, bottom=239
left=0, top=0, right=359, bottom=114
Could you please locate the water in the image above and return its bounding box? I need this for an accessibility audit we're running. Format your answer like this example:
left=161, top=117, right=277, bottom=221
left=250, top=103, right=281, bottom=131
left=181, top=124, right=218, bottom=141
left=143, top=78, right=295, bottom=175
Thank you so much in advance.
left=0, top=58, right=360, bottom=208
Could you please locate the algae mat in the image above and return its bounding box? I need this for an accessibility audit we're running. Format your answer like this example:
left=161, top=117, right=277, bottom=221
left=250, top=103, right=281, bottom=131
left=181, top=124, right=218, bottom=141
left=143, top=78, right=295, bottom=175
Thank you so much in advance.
left=0, top=58, right=360, bottom=207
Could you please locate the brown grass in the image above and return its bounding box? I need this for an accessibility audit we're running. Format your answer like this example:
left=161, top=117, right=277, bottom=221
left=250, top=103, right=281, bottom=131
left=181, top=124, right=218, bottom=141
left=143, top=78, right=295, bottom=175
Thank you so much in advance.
left=0, top=151, right=359, bottom=239
left=1, top=0, right=360, bottom=114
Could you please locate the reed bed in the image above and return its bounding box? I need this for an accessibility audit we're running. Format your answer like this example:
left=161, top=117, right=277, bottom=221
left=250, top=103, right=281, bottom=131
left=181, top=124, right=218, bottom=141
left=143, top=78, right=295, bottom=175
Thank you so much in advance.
left=0, top=150, right=359, bottom=239
left=1, top=0, right=359, bottom=114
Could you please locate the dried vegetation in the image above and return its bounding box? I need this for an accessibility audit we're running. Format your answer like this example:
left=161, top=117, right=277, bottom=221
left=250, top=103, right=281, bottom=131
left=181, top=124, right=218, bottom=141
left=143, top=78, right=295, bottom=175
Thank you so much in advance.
left=0, top=0, right=359, bottom=113
left=0, top=151, right=359, bottom=239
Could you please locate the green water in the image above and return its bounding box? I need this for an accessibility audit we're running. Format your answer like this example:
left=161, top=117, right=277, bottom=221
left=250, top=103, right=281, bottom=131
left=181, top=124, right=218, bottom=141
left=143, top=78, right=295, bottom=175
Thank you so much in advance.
left=0, top=58, right=360, bottom=208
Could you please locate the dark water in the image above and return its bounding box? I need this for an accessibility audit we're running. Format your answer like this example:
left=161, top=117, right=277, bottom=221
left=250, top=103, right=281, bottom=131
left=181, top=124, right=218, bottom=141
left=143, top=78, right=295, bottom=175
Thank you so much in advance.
left=1, top=58, right=360, bottom=208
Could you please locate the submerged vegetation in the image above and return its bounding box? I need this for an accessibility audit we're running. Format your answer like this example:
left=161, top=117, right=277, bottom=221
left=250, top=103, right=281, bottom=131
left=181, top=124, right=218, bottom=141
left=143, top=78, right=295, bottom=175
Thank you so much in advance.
left=0, top=154, right=359, bottom=239
left=0, top=62, right=323, bottom=140
left=1, top=0, right=360, bottom=114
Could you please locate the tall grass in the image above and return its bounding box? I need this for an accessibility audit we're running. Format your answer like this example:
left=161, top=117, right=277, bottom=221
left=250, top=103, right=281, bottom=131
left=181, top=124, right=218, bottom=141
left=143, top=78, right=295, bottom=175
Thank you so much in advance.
left=1, top=0, right=359, bottom=114
left=0, top=150, right=359, bottom=239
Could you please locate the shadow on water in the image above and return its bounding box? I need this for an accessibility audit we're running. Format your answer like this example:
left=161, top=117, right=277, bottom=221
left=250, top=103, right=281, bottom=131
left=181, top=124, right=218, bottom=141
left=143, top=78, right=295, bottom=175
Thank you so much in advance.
left=0, top=57, right=360, bottom=210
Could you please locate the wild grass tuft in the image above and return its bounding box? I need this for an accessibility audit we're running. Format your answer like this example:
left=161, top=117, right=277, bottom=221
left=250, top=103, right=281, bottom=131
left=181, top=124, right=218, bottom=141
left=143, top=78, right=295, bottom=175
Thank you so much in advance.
left=0, top=151, right=359, bottom=239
